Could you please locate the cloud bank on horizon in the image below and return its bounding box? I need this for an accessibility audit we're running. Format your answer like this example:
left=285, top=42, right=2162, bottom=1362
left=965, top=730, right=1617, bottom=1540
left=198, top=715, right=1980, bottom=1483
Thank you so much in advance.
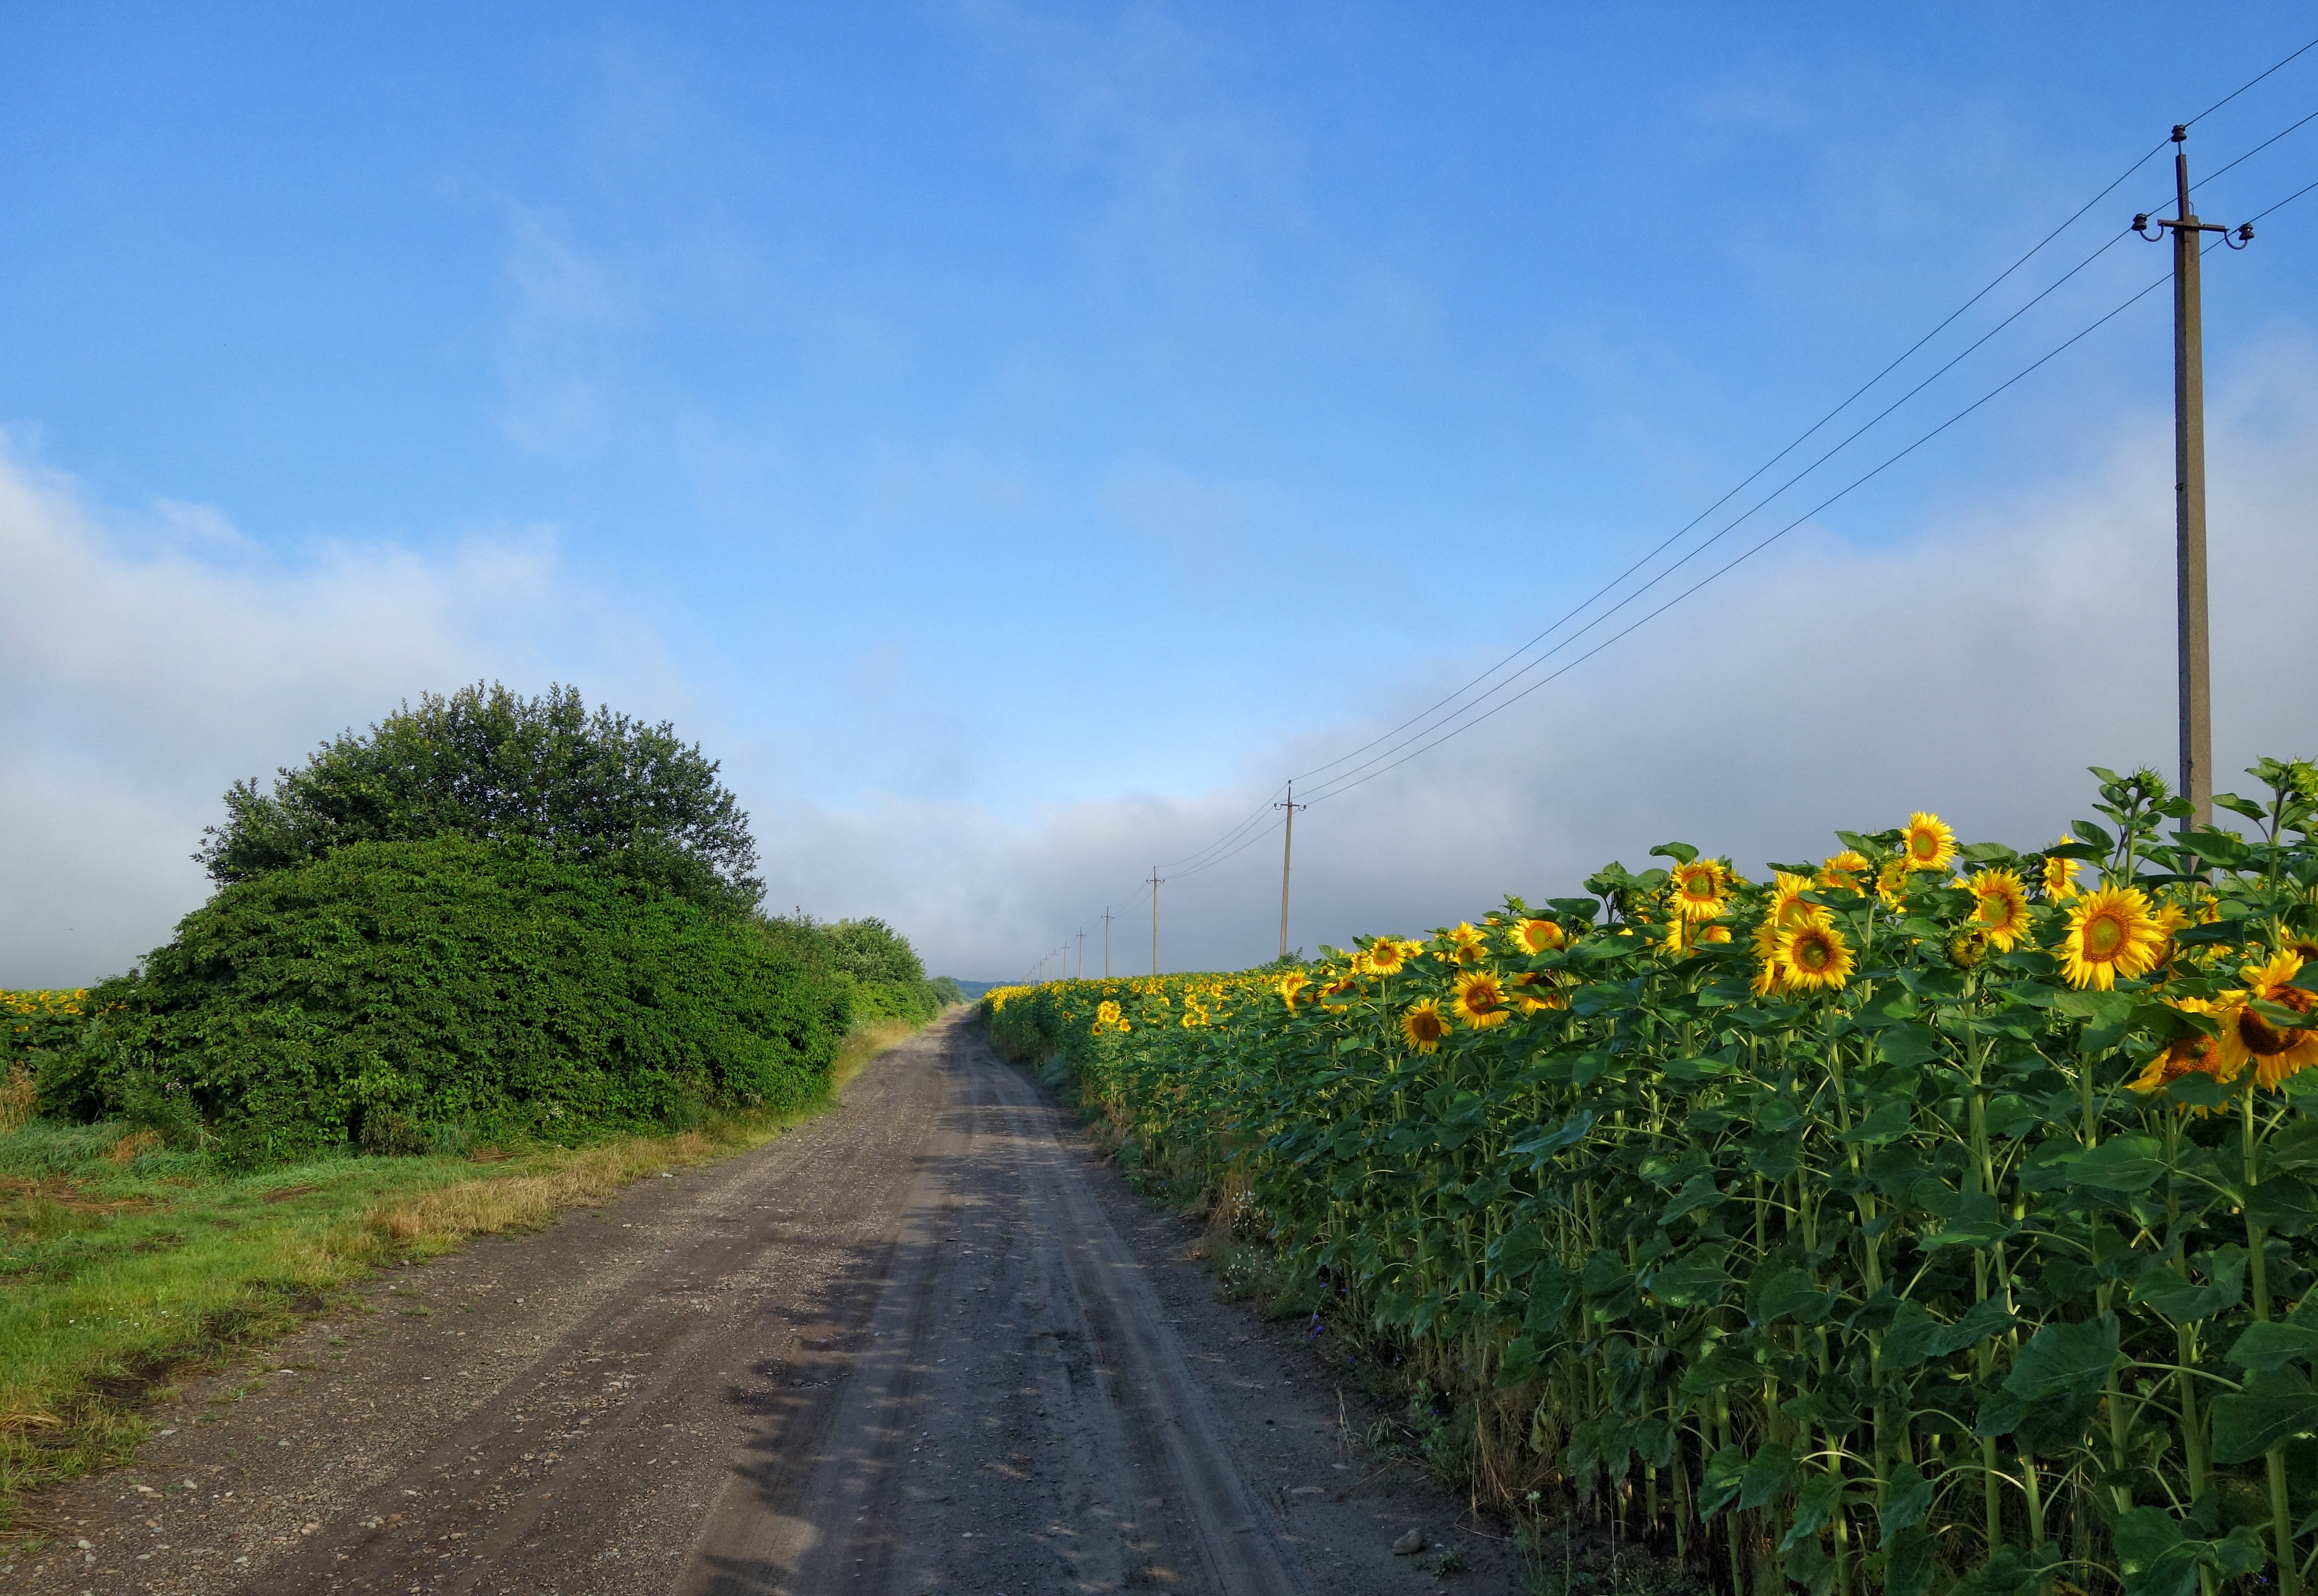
left=7, top=348, right=2313, bottom=988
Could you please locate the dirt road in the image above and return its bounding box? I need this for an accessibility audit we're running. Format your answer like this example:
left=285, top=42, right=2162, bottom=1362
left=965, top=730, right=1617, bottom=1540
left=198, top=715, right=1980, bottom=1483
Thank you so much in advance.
left=14, top=1013, right=1517, bottom=1594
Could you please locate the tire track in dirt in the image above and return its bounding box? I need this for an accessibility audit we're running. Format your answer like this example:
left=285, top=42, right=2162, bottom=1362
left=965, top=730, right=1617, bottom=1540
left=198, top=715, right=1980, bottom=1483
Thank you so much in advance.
left=14, top=1013, right=1507, bottom=1595
left=681, top=1022, right=1304, bottom=1595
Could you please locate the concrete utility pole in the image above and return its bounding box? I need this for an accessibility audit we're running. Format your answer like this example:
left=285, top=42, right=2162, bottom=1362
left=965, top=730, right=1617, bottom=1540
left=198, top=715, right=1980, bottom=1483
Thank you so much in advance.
left=1147, top=869, right=1164, bottom=976
left=2137, top=127, right=2252, bottom=830
left=1102, top=908, right=1115, bottom=977
left=1275, top=783, right=1307, bottom=962
left=1076, top=929, right=1086, bottom=979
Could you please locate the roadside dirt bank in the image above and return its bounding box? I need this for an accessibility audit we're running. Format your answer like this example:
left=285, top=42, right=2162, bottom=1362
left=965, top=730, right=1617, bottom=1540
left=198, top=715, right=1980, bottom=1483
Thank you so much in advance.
left=9, top=1012, right=1523, bottom=1594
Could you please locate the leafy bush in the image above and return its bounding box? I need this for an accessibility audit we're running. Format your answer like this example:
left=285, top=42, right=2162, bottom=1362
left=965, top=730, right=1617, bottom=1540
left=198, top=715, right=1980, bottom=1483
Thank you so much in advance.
left=196, top=681, right=763, bottom=913
left=756, top=912, right=951, bottom=1026
left=989, top=762, right=2318, bottom=1596
left=63, top=836, right=847, bottom=1166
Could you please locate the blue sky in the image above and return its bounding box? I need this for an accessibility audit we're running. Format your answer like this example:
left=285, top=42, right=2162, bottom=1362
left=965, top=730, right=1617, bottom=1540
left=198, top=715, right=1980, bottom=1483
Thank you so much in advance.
left=5, top=4, right=2317, bottom=981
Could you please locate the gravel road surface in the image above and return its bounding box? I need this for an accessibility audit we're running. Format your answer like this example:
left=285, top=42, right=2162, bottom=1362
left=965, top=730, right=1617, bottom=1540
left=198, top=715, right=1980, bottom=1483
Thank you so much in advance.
left=12, top=1012, right=1517, bottom=1594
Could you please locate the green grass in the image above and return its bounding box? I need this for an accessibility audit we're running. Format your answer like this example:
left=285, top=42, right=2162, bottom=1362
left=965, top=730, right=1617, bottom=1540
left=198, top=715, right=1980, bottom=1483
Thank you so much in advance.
left=0, top=1011, right=943, bottom=1534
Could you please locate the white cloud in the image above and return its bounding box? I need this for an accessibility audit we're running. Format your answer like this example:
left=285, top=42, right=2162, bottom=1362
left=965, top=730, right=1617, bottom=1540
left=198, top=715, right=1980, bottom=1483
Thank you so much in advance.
left=0, top=442, right=585, bottom=986
left=775, top=344, right=2318, bottom=980
left=8, top=350, right=2314, bottom=991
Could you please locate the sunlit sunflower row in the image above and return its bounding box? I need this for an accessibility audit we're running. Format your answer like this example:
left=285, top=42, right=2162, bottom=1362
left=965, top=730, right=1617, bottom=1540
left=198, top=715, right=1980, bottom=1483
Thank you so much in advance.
left=984, top=761, right=2318, bottom=1596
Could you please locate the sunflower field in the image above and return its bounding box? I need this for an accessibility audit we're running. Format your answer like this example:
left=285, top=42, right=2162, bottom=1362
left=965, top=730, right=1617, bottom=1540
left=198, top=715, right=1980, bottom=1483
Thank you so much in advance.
left=982, top=761, right=2318, bottom=1596
left=2, top=989, right=90, bottom=1070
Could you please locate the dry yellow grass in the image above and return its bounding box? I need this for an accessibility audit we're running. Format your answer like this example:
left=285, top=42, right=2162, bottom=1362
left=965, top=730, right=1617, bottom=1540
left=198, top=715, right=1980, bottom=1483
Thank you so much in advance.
left=0, top=1070, right=35, bottom=1134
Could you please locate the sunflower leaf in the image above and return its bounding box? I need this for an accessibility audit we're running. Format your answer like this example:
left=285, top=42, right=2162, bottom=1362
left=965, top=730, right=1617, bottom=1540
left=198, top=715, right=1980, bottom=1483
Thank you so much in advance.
left=2068, top=1135, right=2168, bottom=1192
left=2209, top=1366, right=2318, bottom=1465
left=2243, top=1177, right=2318, bottom=1237
left=2072, top=820, right=2118, bottom=852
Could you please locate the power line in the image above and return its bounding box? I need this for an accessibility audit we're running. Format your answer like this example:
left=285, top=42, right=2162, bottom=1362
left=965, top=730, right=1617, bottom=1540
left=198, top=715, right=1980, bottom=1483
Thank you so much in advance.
left=1301, top=192, right=2312, bottom=808
left=1037, top=30, right=2318, bottom=962
left=2184, top=33, right=2318, bottom=127
left=1295, top=225, right=2140, bottom=801
left=1289, top=145, right=2166, bottom=793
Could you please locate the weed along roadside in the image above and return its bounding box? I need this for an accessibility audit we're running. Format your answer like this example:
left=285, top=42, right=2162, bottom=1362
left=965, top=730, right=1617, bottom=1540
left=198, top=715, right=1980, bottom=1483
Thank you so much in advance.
left=0, top=682, right=971, bottom=1539
left=986, top=761, right=2318, bottom=1596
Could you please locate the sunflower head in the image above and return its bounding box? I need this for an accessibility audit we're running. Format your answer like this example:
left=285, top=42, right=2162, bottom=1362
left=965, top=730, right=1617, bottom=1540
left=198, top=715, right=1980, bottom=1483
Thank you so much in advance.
left=1967, top=868, right=2031, bottom=951
left=1903, top=812, right=1958, bottom=874
left=2041, top=841, right=2082, bottom=903
left=1400, top=998, right=1450, bottom=1054
left=1277, top=972, right=1310, bottom=1011
left=2220, top=949, right=2318, bottom=1089
left=1948, top=930, right=1990, bottom=968
left=1513, top=969, right=1568, bottom=1013
left=2130, top=996, right=2238, bottom=1102
left=1817, top=851, right=1870, bottom=895
left=1768, top=872, right=1825, bottom=934
left=1876, top=857, right=1911, bottom=910
left=1511, top=918, right=1566, bottom=956
left=1667, top=857, right=1730, bottom=921
left=1697, top=924, right=1732, bottom=944
left=1778, top=921, right=1855, bottom=991
left=1451, top=970, right=1511, bottom=1029
left=1364, top=936, right=1412, bottom=976
left=1440, top=922, right=1489, bottom=966
left=2058, top=886, right=2166, bottom=990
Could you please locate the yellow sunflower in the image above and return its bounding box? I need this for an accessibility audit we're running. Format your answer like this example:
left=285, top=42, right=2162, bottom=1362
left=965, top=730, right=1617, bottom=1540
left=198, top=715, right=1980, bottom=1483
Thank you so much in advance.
left=1967, top=868, right=2031, bottom=951
left=1276, top=972, right=1310, bottom=1010
left=1513, top=970, right=1567, bottom=1014
left=2147, top=903, right=2192, bottom=973
left=1698, top=924, right=1732, bottom=944
left=1440, top=923, right=1488, bottom=966
left=1510, top=918, right=1566, bottom=955
left=1400, top=998, right=1450, bottom=1054
left=1749, top=934, right=1792, bottom=998
left=1818, top=851, right=1870, bottom=895
left=1903, top=812, right=1958, bottom=873
left=1876, top=857, right=1910, bottom=910
left=2042, top=841, right=2082, bottom=903
left=2130, top=997, right=2236, bottom=1098
left=1779, top=921, right=1855, bottom=991
left=1667, top=857, right=1730, bottom=921
left=1319, top=971, right=1359, bottom=1011
left=2218, top=949, right=2318, bottom=1090
left=1451, top=970, right=1511, bottom=1029
left=2060, top=887, right=2167, bottom=991
left=1364, top=936, right=1412, bottom=976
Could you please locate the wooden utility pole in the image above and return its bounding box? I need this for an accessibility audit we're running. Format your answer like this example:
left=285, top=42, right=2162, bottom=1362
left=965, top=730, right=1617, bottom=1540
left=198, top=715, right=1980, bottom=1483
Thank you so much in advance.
left=1102, top=908, right=1114, bottom=977
left=1147, top=868, right=1163, bottom=975
left=2138, top=127, right=2251, bottom=830
left=1275, top=783, right=1307, bottom=962
left=1076, top=929, right=1085, bottom=979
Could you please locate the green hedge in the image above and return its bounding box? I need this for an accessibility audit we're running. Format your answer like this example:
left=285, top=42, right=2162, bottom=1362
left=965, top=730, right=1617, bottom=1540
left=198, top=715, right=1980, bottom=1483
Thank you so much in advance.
left=43, top=836, right=850, bottom=1165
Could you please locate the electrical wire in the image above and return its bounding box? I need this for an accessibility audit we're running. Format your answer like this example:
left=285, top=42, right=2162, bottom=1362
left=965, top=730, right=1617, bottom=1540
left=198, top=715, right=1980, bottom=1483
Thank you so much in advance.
left=2184, top=34, right=2318, bottom=127
left=1042, top=32, right=2318, bottom=964
left=1302, top=187, right=2315, bottom=808
left=1293, top=226, right=2137, bottom=800
left=1287, top=145, right=2168, bottom=792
